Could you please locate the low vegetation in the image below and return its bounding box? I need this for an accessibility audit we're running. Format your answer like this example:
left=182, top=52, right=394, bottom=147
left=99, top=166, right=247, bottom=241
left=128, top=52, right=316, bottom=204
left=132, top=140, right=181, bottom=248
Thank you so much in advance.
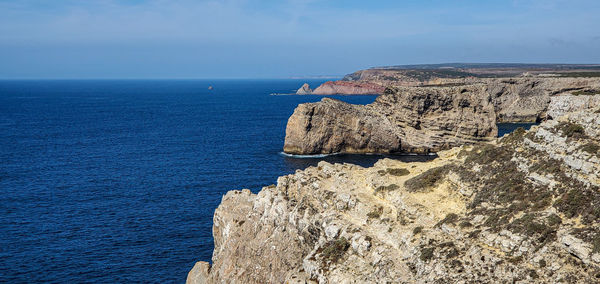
left=436, top=213, right=459, bottom=227
left=404, top=165, right=454, bottom=192
left=367, top=206, right=383, bottom=219
left=374, top=184, right=400, bottom=194
left=413, top=226, right=423, bottom=235
left=555, top=122, right=586, bottom=139
left=378, top=168, right=410, bottom=176
left=321, top=237, right=350, bottom=263
left=572, top=89, right=599, bottom=96
left=580, top=143, right=600, bottom=155
left=420, top=246, right=435, bottom=261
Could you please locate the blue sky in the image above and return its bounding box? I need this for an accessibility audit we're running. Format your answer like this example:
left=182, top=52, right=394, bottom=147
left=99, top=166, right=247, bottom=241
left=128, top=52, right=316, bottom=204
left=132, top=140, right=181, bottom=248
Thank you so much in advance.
left=1, top=0, right=599, bottom=78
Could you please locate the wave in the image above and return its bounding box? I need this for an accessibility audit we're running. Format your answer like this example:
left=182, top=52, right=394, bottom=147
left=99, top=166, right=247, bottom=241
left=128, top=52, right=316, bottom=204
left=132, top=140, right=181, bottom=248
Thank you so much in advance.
left=279, top=152, right=340, bottom=158
left=279, top=151, right=437, bottom=158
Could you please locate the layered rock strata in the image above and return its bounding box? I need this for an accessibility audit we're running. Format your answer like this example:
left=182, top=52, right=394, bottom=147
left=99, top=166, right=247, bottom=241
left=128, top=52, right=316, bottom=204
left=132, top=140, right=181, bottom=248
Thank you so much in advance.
left=309, top=66, right=600, bottom=123
left=189, top=106, right=600, bottom=283
left=284, top=85, right=497, bottom=155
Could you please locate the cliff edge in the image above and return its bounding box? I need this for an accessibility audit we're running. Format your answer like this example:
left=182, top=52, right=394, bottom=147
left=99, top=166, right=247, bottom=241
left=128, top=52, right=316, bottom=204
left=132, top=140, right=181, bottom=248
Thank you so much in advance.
left=284, top=85, right=498, bottom=155
left=189, top=99, right=600, bottom=283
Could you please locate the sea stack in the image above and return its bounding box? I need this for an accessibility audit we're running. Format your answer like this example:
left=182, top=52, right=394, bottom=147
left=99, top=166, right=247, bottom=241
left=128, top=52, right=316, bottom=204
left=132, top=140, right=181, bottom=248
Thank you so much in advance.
left=296, top=83, right=312, bottom=95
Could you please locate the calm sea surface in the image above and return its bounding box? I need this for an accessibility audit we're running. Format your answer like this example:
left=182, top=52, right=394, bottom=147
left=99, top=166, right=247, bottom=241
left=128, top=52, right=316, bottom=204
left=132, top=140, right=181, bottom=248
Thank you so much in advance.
left=0, top=80, right=530, bottom=282
left=0, top=80, right=444, bottom=283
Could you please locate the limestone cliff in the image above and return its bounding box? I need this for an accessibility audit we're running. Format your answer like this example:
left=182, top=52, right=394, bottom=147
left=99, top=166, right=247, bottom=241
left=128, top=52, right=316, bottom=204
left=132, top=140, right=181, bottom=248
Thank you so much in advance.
left=312, top=65, right=600, bottom=123
left=189, top=104, right=600, bottom=283
left=311, top=81, right=386, bottom=95
left=486, top=78, right=600, bottom=122
left=283, top=85, right=497, bottom=155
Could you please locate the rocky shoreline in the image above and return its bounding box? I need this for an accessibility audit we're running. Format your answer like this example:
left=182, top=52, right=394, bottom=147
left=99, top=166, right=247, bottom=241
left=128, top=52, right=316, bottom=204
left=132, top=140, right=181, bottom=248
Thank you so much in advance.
left=187, top=65, right=600, bottom=283
left=286, top=73, right=600, bottom=155
left=284, top=85, right=498, bottom=155
left=189, top=97, right=600, bottom=283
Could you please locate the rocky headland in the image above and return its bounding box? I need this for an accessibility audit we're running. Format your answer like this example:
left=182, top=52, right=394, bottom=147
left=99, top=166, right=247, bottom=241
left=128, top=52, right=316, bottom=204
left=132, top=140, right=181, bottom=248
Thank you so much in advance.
left=288, top=67, right=600, bottom=155
left=283, top=85, right=497, bottom=155
left=189, top=97, right=600, bottom=283
left=298, top=64, right=600, bottom=124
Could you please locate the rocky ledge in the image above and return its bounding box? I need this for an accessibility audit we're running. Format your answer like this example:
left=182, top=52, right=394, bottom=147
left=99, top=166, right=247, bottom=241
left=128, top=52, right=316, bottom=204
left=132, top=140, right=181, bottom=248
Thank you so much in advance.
left=284, top=85, right=498, bottom=155
left=189, top=103, right=600, bottom=283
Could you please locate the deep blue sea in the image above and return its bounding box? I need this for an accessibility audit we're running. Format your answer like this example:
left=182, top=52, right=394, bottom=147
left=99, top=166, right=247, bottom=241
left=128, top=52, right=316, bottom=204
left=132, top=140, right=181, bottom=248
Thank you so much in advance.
left=0, top=79, right=455, bottom=283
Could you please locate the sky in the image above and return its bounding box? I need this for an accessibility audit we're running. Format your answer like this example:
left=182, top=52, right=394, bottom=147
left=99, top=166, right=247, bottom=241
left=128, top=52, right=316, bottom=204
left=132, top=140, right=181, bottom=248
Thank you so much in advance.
left=0, top=0, right=599, bottom=79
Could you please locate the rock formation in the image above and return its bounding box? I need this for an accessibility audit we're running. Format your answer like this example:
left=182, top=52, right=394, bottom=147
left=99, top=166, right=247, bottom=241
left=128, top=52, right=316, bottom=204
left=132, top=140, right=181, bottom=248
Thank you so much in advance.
left=188, top=103, right=600, bottom=283
left=284, top=85, right=497, bottom=155
left=547, top=93, right=600, bottom=119
left=311, top=81, right=386, bottom=95
left=486, top=78, right=600, bottom=122
left=310, top=64, right=600, bottom=123
left=296, top=83, right=313, bottom=95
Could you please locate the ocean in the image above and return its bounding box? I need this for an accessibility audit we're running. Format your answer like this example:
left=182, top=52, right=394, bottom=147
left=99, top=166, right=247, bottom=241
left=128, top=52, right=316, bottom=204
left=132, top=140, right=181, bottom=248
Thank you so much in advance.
left=0, top=79, right=531, bottom=282
left=0, top=79, right=435, bottom=283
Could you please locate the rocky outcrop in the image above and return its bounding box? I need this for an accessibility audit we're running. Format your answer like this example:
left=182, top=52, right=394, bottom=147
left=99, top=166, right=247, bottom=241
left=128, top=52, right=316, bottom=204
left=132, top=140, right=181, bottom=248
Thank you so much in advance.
left=296, top=83, right=313, bottom=95
left=283, top=85, right=497, bottom=154
left=487, top=78, right=600, bottom=122
left=313, top=65, right=600, bottom=122
left=547, top=94, right=600, bottom=119
left=189, top=107, right=600, bottom=283
left=283, top=98, right=402, bottom=154
left=311, top=81, right=386, bottom=95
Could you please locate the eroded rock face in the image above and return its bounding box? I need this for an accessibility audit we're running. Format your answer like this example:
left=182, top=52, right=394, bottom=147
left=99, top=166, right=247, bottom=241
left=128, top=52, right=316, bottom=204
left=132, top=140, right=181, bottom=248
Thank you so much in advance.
left=312, top=81, right=386, bottom=95
left=283, top=85, right=497, bottom=154
left=189, top=108, right=600, bottom=283
left=315, top=67, right=600, bottom=123
left=487, top=78, right=600, bottom=122
left=547, top=94, right=600, bottom=119
left=283, top=98, right=402, bottom=154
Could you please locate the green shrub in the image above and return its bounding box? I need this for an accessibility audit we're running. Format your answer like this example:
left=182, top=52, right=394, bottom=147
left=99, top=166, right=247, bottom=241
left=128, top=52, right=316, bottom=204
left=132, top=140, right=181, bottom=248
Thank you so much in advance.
left=572, top=90, right=599, bottom=96
left=404, top=165, right=453, bottom=192
left=556, top=122, right=586, bottom=138
left=321, top=237, right=350, bottom=263
left=436, top=213, right=459, bottom=227
left=367, top=206, right=383, bottom=219
left=593, top=235, right=600, bottom=254
left=539, top=259, right=547, bottom=267
left=374, top=184, right=399, bottom=194
left=420, top=247, right=435, bottom=261
left=413, top=226, right=423, bottom=235
left=580, top=143, right=600, bottom=155
left=547, top=214, right=562, bottom=227
left=387, top=168, right=410, bottom=176
left=459, top=221, right=473, bottom=228
left=501, top=127, right=526, bottom=144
